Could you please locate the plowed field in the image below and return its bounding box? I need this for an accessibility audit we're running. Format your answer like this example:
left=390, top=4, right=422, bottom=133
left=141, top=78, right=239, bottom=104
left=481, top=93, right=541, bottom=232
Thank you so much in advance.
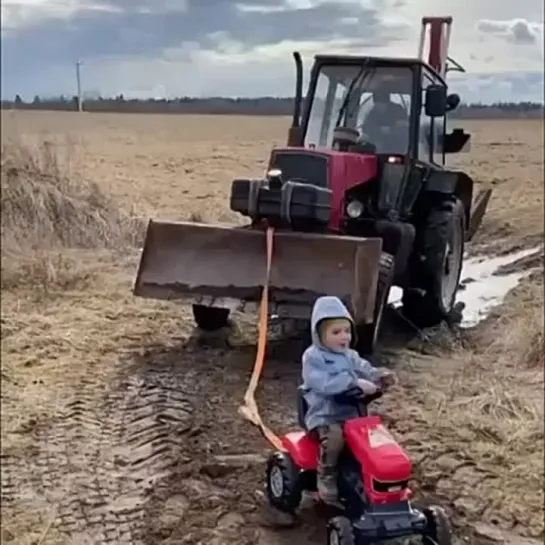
left=1, top=111, right=543, bottom=545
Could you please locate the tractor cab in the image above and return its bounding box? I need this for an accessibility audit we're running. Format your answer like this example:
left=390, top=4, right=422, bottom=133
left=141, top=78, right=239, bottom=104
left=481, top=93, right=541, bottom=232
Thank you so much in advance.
left=290, top=55, right=467, bottom=166
left=285, top=17, right=471, bottom=166
left=304, top=61, right=414, bottom=157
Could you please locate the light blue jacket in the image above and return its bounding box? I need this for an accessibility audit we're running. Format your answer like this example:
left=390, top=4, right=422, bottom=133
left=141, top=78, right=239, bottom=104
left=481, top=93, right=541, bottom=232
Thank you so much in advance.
left=301, top=296, right=381, bottom=431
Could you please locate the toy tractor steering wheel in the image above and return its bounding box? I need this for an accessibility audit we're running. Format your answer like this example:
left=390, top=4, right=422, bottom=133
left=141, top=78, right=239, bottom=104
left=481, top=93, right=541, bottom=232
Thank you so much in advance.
left=334, top=386, right=383, bottom=406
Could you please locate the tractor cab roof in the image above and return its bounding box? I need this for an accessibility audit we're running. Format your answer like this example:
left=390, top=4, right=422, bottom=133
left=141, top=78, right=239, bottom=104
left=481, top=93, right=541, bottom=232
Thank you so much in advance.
left=313, top=55, right=446, bottom=85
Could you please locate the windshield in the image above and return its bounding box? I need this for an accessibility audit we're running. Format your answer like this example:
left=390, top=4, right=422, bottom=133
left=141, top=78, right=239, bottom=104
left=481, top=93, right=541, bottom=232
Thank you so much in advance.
left=305, top=64, right=414, bottom=155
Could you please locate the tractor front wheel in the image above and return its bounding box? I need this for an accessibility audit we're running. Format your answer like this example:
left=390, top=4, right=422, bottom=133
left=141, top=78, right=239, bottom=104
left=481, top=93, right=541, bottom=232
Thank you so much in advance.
left=327, top=516, right=356, bottom=545
left=192, top=304, right=230, bottom=331
left=403, top=197, right=465, bottom=328
left=422, top=505, right=453, bottom=545
left=266, top=452, right=302, bottom=513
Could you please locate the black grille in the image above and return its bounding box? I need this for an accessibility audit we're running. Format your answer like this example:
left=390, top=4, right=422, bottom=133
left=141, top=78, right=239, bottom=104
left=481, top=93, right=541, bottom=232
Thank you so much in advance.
left=372, top=479, right=409, bottom=493
left=270, top=151, right=329, bottom=188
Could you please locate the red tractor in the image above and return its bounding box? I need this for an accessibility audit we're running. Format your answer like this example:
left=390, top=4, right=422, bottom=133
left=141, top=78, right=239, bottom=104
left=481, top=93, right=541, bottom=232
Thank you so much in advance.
left=134, top=16, right=491, bottom=356
left=266, top=387, right=453, bottom=544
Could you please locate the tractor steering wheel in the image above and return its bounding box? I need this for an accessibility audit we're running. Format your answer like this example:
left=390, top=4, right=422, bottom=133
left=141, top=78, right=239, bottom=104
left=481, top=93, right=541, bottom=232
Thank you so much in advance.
left=354, top=132, right=377, bottom=154
left=358, top=119, right=409, bottom=154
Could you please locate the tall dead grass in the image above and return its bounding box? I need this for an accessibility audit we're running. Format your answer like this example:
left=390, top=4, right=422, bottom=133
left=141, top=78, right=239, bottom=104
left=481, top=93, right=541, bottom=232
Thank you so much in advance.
left=425, top=277, right=545, bottom=536
left=1, top=137, right=144, bottom=292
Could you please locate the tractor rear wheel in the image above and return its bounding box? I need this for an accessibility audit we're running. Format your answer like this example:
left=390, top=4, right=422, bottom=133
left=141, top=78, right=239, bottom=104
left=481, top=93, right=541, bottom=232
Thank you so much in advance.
left=403, top=197, right=465, bottom=328
left=192, top=304, right=230, bottom=331
left=356, top=252, right=395, bottom=357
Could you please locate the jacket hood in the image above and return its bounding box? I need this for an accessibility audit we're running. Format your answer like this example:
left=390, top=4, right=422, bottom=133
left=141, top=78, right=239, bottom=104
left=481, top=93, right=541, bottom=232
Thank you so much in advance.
left=310, top=296, right=354, bottom=350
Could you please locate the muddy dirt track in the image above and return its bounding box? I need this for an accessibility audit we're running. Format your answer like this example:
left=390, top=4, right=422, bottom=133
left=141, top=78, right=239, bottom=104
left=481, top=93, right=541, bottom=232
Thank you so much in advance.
left=1, top=113, right=543, bottom=545
left=2, top=303, right=541, bottom=545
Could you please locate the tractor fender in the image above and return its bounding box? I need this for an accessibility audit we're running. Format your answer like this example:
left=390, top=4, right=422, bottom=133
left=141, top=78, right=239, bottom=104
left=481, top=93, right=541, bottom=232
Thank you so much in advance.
left=424, top=169, right=473, bottom=229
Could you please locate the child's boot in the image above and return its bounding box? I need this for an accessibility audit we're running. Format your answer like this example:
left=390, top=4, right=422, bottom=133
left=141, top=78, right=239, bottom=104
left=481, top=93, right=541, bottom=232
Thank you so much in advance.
left=317, top=470, right=340, bottom=505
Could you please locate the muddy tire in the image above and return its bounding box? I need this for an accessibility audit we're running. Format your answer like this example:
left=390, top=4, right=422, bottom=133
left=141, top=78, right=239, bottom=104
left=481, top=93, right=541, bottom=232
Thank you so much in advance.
left=355, top=252, right=395, bottom=357
left=327, top=516, right=355, bottom=545
left=422, top=505, right=453, bottom=545
left=192, top=304, right=230, bottom=331
left=403, top=197, right=465, bottom=328
left=266, top=452, right=302, bottom=513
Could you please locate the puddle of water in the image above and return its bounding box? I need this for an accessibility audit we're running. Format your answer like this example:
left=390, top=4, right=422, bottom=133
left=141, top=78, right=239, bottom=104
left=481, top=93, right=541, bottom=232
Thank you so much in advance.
left=388, top=246, right=542, bottom=328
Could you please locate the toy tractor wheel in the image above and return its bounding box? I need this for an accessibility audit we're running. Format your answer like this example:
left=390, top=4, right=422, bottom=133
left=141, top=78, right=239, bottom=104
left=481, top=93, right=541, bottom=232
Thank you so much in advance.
left=356, top=252, right=395, bottom=357
left=266, top=452, right=302, bottom=513
left=422, top=505, right=453, bottom=545
left=192, top=304, right=230, bottom=331
left=403, top=197, right=465, bottom=328
left=327, top=516, right=356, bottom=545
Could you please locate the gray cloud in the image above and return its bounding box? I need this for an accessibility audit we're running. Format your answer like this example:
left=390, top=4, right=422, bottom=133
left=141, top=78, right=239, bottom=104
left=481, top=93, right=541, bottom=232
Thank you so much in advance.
left=2, top=0, right=401, bottom=60
left=477, top=18, right=543, bottom=45
left=2, top=0, right=412, bottom=98
left=1, top=0, right=411, bottom=97
left=1, top=1, right=543, bottom=103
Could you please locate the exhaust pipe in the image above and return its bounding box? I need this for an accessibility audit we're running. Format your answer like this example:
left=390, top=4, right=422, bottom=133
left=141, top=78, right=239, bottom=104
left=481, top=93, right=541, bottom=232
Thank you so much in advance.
left=287, top=51, right=304, bottom=147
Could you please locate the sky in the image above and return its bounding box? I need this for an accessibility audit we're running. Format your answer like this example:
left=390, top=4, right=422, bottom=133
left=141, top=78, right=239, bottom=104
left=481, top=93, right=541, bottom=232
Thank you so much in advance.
left=1, top=0, right=544, bottom=103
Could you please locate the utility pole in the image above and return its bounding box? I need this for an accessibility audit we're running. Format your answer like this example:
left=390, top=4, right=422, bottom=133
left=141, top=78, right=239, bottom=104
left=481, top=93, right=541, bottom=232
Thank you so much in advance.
left=75, top=60, right=83, bottom=112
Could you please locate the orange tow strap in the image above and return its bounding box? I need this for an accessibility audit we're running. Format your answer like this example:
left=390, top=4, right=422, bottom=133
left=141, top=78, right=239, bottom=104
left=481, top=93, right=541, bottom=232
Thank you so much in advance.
left=238, top=226, right=286, bottom=451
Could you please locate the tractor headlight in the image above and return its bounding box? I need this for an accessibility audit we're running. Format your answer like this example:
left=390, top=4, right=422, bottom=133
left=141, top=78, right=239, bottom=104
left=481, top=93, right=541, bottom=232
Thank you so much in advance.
left=346, top=199, right=364, bottom=219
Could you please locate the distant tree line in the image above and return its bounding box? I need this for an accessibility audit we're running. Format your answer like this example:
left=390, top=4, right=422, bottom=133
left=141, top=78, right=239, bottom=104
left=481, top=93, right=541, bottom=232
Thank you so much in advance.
left=1, top=94, right=543, bottom=119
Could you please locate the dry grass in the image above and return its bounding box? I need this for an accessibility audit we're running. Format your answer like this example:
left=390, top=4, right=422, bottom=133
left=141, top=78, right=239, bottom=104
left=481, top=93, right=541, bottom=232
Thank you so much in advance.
left=0, top=111, right=543, bottom=544
left=0, top=135, right=178, bottom=545
left=413, top=279, right=545, bottom=534
left=0, top=135, right=143, bottom=293
left=450, top=119, right=544, bottom=253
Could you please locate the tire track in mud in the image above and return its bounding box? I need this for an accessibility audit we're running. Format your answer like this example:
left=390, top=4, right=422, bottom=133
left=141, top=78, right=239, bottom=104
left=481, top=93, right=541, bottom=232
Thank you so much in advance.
left=1, top=368, right=195, bottom=545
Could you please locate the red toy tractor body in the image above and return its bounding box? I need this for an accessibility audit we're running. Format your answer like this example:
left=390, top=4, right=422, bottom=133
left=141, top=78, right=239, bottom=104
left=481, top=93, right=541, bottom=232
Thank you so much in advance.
left=266, top=389, right=453, bottom=544
left=282, top=414, right=413, bottom=505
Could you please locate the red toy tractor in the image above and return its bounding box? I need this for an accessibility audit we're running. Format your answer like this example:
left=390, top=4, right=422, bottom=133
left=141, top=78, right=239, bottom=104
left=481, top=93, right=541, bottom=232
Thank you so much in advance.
left=134, top=16, right=492, bottom=356
left=266, top=387, right=453, bottom=544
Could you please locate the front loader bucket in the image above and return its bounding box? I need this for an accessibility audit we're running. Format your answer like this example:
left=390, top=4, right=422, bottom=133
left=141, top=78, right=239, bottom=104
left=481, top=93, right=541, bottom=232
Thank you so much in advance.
left=466, top=187, right=493, bottom=242
left=134, top=220, right=382, bottom=323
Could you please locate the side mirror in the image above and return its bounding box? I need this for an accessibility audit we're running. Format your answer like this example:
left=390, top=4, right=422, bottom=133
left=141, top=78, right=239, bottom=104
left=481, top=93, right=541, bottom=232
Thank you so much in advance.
left=446, top=93, right=461, bottom=112
left=424, top=84, right=447, bottom=117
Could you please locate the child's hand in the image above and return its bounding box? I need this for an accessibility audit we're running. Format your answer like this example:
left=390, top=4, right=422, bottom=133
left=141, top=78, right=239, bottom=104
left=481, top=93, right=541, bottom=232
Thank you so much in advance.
left=357, top=379, right=378, bottom=395
left=378, top=368, right=397, bottom=389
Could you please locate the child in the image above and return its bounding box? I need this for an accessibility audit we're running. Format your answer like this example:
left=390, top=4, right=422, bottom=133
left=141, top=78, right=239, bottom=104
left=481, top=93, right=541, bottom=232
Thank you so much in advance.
left=301, top=295, right=397, bottom=505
